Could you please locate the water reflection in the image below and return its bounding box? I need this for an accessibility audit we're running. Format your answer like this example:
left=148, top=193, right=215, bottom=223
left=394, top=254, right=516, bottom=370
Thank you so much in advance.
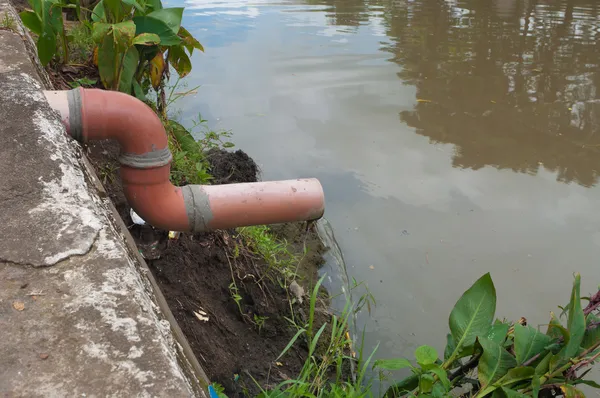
left=305, top=0, right=600, bottom=187
left=175, top=0, right=600, bottom=390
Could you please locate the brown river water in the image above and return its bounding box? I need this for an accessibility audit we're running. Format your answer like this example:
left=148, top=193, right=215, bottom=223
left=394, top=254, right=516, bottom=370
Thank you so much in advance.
left=172, top=0, right=600, bottom=385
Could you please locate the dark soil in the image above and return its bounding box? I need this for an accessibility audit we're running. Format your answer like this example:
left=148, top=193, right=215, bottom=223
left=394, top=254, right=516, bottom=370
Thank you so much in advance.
left=85, top=141, right=329, bottom=396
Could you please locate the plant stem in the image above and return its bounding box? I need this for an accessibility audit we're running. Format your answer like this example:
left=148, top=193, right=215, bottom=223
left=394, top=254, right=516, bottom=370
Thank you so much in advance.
left=522, top=340, right=600, bottom=395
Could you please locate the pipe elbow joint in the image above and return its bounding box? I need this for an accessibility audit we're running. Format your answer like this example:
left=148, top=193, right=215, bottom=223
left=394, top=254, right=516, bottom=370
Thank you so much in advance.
left=44, top=88, right=326, bottom=232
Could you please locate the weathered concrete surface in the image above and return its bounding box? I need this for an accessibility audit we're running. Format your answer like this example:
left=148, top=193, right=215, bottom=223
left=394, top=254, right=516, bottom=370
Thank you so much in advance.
left=0, top=2, right=208, bottom=396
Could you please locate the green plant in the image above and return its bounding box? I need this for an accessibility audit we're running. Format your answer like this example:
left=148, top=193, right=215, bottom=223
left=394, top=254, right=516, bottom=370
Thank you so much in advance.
left=377, top=273, right=600, bottom=398
left=237, top=226, right=299, bottom=288
left=67, top=22, right=94, bottom=63
left=228, top=282, right=243, bottom=315
left=89, top=0, right=203, bottom=101
left=256, top=275, right=376, bottom=398
left=166, top=119, right=213, bottom=185
left=20, top=0, right=72, bottom=65
left=253, top=314, right=268, bottom=334
left=68, top=76, right=97, bottom=88
left=1, top=11, right=16, bottom=31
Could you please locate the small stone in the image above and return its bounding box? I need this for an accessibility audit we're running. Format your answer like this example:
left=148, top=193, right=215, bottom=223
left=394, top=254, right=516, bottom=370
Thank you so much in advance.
left=39, top=353, right=49, bottom=360
left=289, top=281, right=305, bottom=304
left=12, top=301, right=25, bottom=311
left=369, top=265, right=375, bottom=270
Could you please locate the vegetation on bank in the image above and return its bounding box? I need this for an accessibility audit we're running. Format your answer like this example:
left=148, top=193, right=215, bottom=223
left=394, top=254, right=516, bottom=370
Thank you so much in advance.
left=211, top=273, right=600, bottom=398
left=16, top=1, right=600, bottom=397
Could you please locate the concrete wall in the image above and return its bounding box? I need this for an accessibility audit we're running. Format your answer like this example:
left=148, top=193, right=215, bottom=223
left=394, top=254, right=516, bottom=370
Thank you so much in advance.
left=0, top=1, right=209, bottom=396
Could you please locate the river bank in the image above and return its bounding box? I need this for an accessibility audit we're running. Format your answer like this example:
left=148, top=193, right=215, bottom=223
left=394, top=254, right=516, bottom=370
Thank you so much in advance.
left=85, top=140, right=332, bottom=395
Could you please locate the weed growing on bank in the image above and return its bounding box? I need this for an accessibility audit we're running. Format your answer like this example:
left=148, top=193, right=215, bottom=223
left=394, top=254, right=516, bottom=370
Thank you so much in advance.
left=211, top=273, right=600, bottom=398
left=237, top=226, right=299, bottom=287
left=1, top=11, right=16, bottom=31
left=67, top=23, right=94, bottom=64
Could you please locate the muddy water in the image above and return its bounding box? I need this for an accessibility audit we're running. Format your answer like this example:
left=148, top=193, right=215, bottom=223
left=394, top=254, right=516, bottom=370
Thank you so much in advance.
left=174, top=0, right=600, bottom=384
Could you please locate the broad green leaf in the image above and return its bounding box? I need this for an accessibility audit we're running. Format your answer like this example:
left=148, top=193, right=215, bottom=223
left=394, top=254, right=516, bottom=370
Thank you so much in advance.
left=168, top=120, right=201, bottom=154
left=547, top=311, right=570, bottom=343
left=514, top=324, right=553, bottom=365
left=91, top=0, right=105, bottom=22
left=561, top=384, right=585, bottom=398
left=431, top=383, right=446, bottom=398
left=419, top=374, right=435, bottom=394
left=415, top=346, right=438, bottom=367
left=112, top=20, right=136, bottom=51
left=385, top=374, right=419, bottom=397
left=91, top=22, right=111, bottom=43
left=478, top=337, right=517, bottom=388
left=446, top=273, right=496, bottom=365
left=117, top=46, right=139, bottom=93
left=168, top=45, right=192, bottom=77
left=478, top=367, right=535, bottom=397
left=19, top=11, right=42, bottom=35
left=147, top=7, right=183, bottom=34
left=488, top=322, right=510, bottom=345
left=146, top=0, right=162, bottom=11
left=97, top=32, right=117, bottom=88
left=37, top=25, right=56, bottom=66
left=132, top=32, right=160, bottom=45
left=561, top=274, right=585, bottom=360
left=132, top=79, right=147, bottom=101
left=495, top=367, right=535, bottom=385
left=29, top=0, right=42, bottom=18
left=582, top=313, right=600, bottom=349
left=373, top=358, right=412, bottom=370
left=132, top=15, right=181, bottom=46
left=178, top=26, right=203, bottom=54
left=103, top=0, right=125, bottom=22
left=44, top=0, right=62, bottom=34
left=427, top=365, right=451, bottom=390
left=122, top=0, right=144, bottom=13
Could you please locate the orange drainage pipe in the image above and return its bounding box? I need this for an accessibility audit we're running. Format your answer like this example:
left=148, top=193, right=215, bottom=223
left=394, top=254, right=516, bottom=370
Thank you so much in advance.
left=43, top=88, right=325, bottom=232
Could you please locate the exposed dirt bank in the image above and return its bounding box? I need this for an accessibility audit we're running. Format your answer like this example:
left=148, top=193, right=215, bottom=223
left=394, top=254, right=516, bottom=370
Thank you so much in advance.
left=85, top=141, right=329, bottom=396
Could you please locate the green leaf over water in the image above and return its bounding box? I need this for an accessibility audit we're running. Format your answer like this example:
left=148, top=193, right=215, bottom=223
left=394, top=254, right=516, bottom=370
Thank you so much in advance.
left=147, top=7, right=183, bottom=34
left=178, top=26, right=203, bottom=54
left=445, top=273, right=496, bottom=367
left=132, top=15, right=181, bottom=46
left=419, top=374, right=435, bottom=394
left=478, top=337, right=517, bottom=388
left=547, top=311, right=566, bottom=340
left=478, top=367, right=535, bottom=397
left=415, top=345, right=438, bottom=367
left=514, top=324, right=552, bottom=365
left=488, top=322, right=510, bottom=345
left=561, top=273, right=585, bottom=360
left=373, top=358, right=412, bottom=371
left=168, top=45, right=192, bottom=77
